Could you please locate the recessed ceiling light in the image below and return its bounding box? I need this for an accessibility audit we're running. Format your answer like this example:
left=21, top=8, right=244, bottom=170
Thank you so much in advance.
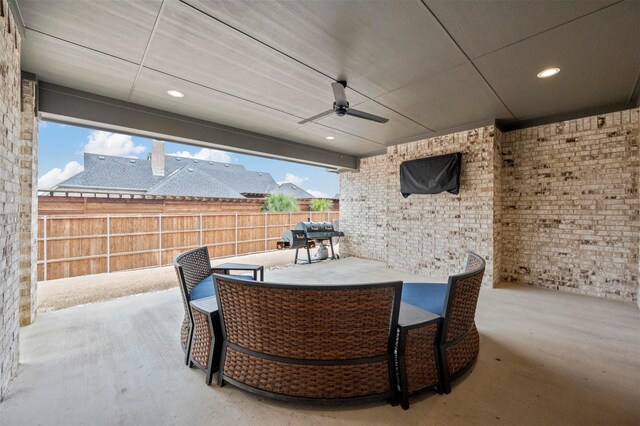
left=326, top=136, right=335, bottom=140
left=167, top=90, right=184, bottom=98
left=537, top=68, right=560, bottom=78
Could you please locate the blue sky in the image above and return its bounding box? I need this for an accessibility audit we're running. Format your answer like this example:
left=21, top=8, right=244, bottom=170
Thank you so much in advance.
left=38, top=121, right=339, bottom=197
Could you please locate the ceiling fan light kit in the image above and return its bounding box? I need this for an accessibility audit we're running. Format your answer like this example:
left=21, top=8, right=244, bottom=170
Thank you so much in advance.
left=298, top=81, right=390, bottom=125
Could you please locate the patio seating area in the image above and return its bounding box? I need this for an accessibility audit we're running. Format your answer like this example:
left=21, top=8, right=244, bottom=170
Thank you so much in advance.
left=0, top=257, right=638, bottom=425
left=1, top=2, right=639, bottom=424
left=174, top=247, right=486, bottom=407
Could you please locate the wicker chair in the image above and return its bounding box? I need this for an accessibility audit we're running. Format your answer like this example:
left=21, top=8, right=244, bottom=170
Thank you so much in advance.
left=438, top=252, right=485, bottom=394
left=213, top=275, right=403, bottom=404
left=397, top=252, right=485, bottom=408
left=174, top=246, right=215, bottom=365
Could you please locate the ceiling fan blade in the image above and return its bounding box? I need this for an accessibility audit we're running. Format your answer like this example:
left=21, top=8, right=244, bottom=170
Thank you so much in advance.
left=331, top=81, right=348, bottom=106
left=345, top=108, right=389, bottom=123
left=298, top=109, right=334, bottom=125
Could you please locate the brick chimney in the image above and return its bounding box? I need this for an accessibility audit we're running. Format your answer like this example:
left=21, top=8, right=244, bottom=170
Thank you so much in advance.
left=151, top=140, right=165, bottom=176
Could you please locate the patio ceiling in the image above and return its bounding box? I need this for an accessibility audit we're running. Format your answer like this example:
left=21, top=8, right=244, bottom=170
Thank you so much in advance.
left=13, top=0, right=640, bottom=167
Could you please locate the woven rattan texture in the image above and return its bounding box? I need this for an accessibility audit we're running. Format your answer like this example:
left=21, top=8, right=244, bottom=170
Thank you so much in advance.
left=445, top=324, right=479, bottom=375
left=175, top=247, right=212, bottom=293
left=191, top=309, right=212, bottom=367
left=224, top=347, right=390, bottom=398
left=180, top=316, right=190, bottom=351
left=175, top=266, right=191, bottom=351
left=465, top=253, right=484, bottom=273
left=445, top=266, right=484, bottom=342
left=404, top=322, right=439, bottom=392
left=217, top=278, right=397, bottom=359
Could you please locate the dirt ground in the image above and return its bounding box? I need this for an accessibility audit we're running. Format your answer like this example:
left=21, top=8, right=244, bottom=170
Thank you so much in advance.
left=37, top=249, right=313, bottom=312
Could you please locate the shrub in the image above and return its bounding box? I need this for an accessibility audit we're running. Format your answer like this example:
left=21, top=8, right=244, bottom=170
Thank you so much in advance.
left=310, top=198, right=333, bottom=212
left=262, top=193, right=300, bottom=212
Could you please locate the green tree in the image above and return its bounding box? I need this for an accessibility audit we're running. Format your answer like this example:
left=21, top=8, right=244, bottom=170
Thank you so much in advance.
left=262, top=193, right=300, bottom=212
left=310, top=198, right=333, bottom=212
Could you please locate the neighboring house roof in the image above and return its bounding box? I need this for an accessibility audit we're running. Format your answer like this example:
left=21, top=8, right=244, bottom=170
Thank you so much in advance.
left=268, top=182, right=314, bottom=199
left=54, top=153, right=281, bottom=198
left=145, top=167, right=244, bottom=198
left=208, top=169, right=277, bottom=194
left=164, top=155, right=246, bottom=174
left=59, top=154, right=163, bottom=191
left=164, top=155, right=277, bottom=194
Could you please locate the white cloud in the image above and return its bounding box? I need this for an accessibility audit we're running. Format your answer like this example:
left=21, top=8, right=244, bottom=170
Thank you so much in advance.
left=83, top=131, right=146, bottom=157
left=169, top=148, right=231, bottom=163
left=278, top=173, right=308, bottom=187
left=305, top=189, right=329, bottom=198
left=38, top=161, right=84, bottom=190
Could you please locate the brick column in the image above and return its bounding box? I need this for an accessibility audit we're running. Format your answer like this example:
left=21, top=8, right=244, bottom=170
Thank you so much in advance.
left=19, top=77, right=38, bottom=326
left=0, top=1, right=23, bottom=398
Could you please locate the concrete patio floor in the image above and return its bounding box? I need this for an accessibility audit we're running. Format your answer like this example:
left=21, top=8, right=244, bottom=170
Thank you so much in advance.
left=1, top=257, right=638, bottom=425
left=37, top=249, right=309, bottom=312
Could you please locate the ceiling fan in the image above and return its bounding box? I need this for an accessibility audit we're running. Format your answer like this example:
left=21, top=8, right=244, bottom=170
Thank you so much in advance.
left=298, top=81, right=389, bottom=125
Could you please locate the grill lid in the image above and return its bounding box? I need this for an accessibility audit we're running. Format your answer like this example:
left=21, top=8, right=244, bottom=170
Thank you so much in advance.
left=296, top=221, right=335, bottom=233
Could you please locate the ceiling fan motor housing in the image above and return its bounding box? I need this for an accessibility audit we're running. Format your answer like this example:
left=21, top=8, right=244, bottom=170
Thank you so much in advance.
left=333, top=101, right=349, bottom=116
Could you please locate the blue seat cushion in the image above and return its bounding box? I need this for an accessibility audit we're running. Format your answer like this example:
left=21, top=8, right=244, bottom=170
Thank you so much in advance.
left=189, top=276, right=214, bottom=301
left=402, top=282, right=449, bottom=317
left=189, top=274, right=254, bottom=301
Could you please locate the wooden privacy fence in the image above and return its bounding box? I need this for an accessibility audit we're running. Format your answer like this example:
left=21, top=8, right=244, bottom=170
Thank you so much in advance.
left=37, top=211, right=339, bottom=281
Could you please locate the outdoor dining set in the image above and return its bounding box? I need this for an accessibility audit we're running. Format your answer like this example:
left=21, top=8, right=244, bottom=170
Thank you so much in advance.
left=174, top=247, right=485, bottom=410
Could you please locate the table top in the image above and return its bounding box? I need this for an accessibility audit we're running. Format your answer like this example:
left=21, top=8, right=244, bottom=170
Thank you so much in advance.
left=398, top=302, right=441, bottom=327
left=212, top=263, right=264, bottom=271
left=190, top=296, right=218, bottom=313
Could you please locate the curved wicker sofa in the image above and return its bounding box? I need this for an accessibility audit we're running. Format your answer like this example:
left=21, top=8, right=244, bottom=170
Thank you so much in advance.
left=212, top=274, right=402, bottom=404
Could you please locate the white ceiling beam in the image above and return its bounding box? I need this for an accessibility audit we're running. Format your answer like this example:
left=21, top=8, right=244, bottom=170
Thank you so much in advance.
left=38, top=81, right=356, bottom=170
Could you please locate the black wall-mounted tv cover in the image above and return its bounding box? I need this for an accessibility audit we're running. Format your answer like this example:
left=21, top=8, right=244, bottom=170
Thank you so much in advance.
left=400, top=152, right=462, bottom=197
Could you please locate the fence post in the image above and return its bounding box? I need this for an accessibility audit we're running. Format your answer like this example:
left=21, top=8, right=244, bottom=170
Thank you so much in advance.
left=106, top=214, right=110, bottom=273
left=264, top=211, right=268, bottom=252
left=289, top=211, right=292, bottom=228
left=234, top=212, right=238, bottom=257
left=43, top=216, right=47, bottom=281
left=158, top=214, right=162, bottom=266
left=199, top=213, right=203, bottom=246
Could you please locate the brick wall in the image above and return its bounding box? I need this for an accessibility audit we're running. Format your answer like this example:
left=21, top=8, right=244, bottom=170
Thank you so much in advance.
left=340, top=110, right=639, bottom=303
left=493, top=128, right=504, bottom=288
left=501, top=108, right=639, bottom=302
left=340, top=154, right=389, bottom=262
left=385, top=127, right=499, bottom=286
left=0, top=0, right=22, bottom=398
left=19, top=78, right=38, bottom=326
left=341, top=126, right=501, bottom=286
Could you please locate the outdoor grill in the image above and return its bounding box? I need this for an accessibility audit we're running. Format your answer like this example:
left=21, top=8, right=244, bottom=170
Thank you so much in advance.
left=279, top=221, right=344, bottom=264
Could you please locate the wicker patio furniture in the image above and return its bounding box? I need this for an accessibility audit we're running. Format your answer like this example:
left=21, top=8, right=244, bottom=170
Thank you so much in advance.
left=212, top=274, right=403, bottom=404
left=396, top=303, right=443, bottom=409
left=189, top=296, right=223, bottom=385
left=439, top=252, right=485, bottom=394
left=211, top=263, right=264, bottom=281
left=175, top=246, right=215, bottom=366
left=398, top=252, right=485, bottom=407
left=174, top=247, right=259, bottom=371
